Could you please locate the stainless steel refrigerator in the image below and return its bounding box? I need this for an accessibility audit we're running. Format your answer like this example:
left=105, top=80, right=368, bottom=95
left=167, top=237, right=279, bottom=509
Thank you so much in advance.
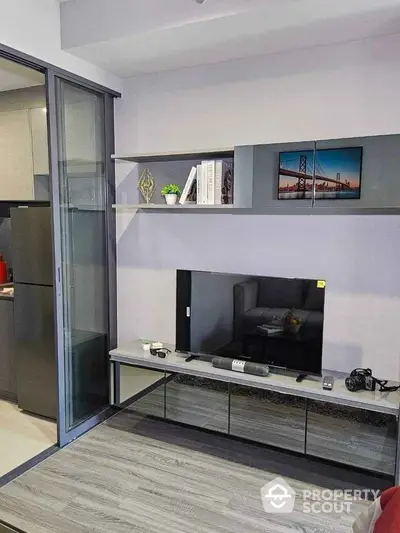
left=11, top=206, right=57, bottom=419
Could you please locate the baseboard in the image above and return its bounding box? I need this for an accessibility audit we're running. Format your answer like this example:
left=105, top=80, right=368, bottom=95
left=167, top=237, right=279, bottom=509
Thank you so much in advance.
left=0, top=392, right=18, bottom=403
left=0, top=445, right=59, bottom=489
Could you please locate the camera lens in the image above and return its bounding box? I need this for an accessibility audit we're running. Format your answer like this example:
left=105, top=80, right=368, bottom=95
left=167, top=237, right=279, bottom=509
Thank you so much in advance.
left=345, top=376, right=357, bottom=391
left=345, top=374, right=365, bottom=392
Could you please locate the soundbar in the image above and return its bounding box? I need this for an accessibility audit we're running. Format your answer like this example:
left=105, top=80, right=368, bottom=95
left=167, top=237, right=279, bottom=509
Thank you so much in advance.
left=212, top=357, right=269, bottom=377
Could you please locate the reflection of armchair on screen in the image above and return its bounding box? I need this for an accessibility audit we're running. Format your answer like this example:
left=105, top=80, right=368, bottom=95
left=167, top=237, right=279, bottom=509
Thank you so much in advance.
left=233, top=280, right=258, bottom=339
left=233, top=278, right=324, bottom=340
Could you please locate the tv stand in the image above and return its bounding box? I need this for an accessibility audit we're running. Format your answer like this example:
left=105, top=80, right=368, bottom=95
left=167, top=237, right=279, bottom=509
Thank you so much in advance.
left=110, top=341, right=400, bottom=482
left=296, top=373, right=307, bottom=383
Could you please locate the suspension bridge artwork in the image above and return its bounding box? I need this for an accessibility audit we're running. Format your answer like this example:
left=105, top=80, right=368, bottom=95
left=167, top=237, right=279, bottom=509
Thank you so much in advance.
left=278, top=147, right=363, bottom=200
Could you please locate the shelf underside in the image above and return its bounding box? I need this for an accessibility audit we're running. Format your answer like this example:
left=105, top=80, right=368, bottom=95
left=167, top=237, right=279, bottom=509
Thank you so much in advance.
left=112, top=204, right=400, bottom=215
left=112, top=148, right=234, bottom=163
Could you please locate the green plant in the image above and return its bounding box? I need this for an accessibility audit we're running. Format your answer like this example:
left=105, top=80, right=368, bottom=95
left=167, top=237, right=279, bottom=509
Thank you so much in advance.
left=161, top=184, right=181, bottom=196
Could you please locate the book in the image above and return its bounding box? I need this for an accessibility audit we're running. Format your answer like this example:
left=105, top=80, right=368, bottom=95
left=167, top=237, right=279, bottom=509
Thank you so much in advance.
left=221, top=162, right=234, bottom=204
left=214, top=160, right=223, bottom=205
left=196, top=164, right=203, bottom=205
left=179, top=166, right=197, bottom=205
left=206, top=161, right=215, bottom=205
left=201, top=161, right=209, bottom=204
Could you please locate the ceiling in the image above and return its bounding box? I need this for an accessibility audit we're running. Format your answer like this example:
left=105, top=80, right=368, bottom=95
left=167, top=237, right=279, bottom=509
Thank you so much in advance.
left=0, top=58, right=44, bottom=92
left=60, top=0, right=400, bottom=78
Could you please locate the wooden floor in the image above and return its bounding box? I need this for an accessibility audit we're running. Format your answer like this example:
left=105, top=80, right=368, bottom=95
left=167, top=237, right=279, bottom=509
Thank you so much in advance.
left=0, top=399, right=57, bottom=478
left=0, top=407, right=388, bottom=533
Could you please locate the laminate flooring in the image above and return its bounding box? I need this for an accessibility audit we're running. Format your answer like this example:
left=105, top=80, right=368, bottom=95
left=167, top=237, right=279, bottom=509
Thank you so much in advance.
left=0, top=400, right=56, bottom=478
left=0, top=408, right=386, bottom=533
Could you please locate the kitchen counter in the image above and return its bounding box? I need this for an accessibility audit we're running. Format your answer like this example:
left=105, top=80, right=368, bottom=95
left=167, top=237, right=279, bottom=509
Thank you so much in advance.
left=0, top=283, right=14, bottom=300
left=0, top=292, right=13, bottom=300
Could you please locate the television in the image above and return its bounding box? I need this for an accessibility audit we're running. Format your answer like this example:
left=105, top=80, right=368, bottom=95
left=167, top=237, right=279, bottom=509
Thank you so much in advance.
left=176, top=270, right=325, bottom=376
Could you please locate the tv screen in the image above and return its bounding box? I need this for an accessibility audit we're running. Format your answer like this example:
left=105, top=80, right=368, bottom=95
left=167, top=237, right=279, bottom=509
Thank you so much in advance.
left=176, top=271, right=325, bottom=376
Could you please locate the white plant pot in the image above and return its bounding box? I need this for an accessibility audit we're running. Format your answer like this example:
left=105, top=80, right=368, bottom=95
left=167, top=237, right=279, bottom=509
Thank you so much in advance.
left=165, top=194, right=177, bottom=205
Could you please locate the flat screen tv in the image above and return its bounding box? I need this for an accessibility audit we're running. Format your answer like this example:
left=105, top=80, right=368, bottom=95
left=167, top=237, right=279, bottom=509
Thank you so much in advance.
left=176, top=271, right=325, bottom=376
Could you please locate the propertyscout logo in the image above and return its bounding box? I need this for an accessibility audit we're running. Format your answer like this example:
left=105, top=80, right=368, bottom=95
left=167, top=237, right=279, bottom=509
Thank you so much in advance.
left=261, top=477, right=380, bottom=515
left=261, top=478, right=296, bottom=514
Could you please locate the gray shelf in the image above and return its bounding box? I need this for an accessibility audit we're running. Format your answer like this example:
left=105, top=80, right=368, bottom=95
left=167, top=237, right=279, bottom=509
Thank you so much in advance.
left=112, top=203, right=235, bottom=211
left=112, top=204, right=400, bottom=215
left=112, top=148, right=234, bottom=163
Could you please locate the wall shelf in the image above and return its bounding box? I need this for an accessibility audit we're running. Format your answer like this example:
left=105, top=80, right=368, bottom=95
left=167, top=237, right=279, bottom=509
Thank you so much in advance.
left=112, top=203, right=235, bottom=211
left=112, top=148, right=234, bottom=163
left=112, top=204, right=400, bottom=215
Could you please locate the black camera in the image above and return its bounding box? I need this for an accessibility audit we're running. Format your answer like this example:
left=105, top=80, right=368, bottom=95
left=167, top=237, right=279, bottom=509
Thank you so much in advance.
left=345, top=368, right=376, bottom=392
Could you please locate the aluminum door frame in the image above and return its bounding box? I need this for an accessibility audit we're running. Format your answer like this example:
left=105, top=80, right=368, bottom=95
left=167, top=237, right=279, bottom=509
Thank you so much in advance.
left=46, top=70, right=117, bottom=446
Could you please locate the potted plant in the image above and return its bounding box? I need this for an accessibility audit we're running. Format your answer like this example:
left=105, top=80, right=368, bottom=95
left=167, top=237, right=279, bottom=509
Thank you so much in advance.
left=161, top=184, right=181, bottom=205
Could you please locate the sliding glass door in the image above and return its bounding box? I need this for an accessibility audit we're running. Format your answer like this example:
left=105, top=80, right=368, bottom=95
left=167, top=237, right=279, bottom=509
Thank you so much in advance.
left=47, top=74, right=115, bottom=446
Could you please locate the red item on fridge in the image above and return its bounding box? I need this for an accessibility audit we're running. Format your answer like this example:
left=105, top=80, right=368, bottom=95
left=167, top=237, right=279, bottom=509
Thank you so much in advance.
left=0, top=255, right=8, bottom=284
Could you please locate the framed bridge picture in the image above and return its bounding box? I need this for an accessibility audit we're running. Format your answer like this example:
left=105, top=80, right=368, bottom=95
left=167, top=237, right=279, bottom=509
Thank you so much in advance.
left=278, top=147, right=363, bottom=200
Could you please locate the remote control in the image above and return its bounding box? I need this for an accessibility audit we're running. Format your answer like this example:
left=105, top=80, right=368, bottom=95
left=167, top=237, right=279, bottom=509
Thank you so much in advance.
left=322, top=376, right=334, bottom=391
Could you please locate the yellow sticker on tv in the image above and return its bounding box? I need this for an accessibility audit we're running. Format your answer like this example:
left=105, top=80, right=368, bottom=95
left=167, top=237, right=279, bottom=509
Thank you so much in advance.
left=317, top=280, right=326, bottom=289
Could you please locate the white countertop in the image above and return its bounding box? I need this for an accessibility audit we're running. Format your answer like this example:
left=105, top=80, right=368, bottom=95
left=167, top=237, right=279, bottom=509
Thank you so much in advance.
left=110, top=341, right=400, bottom=415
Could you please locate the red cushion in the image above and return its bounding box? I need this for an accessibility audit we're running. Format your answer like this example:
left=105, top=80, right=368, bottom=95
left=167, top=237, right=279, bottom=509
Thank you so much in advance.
left=375, top=487, right=400, bottom=533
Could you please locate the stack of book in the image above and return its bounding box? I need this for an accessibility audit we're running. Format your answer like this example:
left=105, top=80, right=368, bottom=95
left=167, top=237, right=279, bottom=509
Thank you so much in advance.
left=179, top=160, right=233, bottom=205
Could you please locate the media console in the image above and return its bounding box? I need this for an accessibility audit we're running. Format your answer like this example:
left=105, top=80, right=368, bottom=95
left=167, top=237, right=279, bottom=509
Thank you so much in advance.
left=110, top=341, right=400, bottom=483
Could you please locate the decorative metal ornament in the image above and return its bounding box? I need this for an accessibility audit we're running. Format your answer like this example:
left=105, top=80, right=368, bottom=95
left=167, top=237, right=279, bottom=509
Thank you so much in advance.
left=138, top=168, right=156, bottom=204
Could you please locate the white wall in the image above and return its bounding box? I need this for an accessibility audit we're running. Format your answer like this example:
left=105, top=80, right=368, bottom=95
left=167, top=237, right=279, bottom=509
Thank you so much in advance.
left=117, top=214, right=400, bottom=380
left=115, top=33, right=400, bottom=154
left=115, top=33, right=400, bottom=380
left=0, top=0, right=121, bottom=92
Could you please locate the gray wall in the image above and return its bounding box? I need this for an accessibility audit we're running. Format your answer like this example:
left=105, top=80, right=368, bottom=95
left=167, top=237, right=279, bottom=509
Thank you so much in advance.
left=252, top=134, right=400, bottom=208
left=190, top=271, right=249, bottom=353
left=117, top=213, right=400, bottom=380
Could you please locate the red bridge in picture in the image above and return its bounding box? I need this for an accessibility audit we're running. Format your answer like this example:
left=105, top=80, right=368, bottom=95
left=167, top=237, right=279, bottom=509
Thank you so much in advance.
left=279, top=154, right=351, bottom=192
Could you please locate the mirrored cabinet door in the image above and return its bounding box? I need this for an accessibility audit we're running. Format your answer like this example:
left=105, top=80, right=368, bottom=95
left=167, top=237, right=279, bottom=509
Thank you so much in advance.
left=230, top=385, right=306, bottom=452
left=306, top=400, right=397, bottom=476
left=314, top=134, right=400, bottom=208
left=165, top=374, right=229, bottom=433
left=128, top=369, right=166, bottom=419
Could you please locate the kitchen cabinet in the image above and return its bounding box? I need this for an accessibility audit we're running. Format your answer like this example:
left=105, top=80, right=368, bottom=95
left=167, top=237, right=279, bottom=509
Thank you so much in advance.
left=0, top=110, right=34, bottom=200
left=0, top=298, right=16, bottom=400
left=29, top=107, right=49, bottom=175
